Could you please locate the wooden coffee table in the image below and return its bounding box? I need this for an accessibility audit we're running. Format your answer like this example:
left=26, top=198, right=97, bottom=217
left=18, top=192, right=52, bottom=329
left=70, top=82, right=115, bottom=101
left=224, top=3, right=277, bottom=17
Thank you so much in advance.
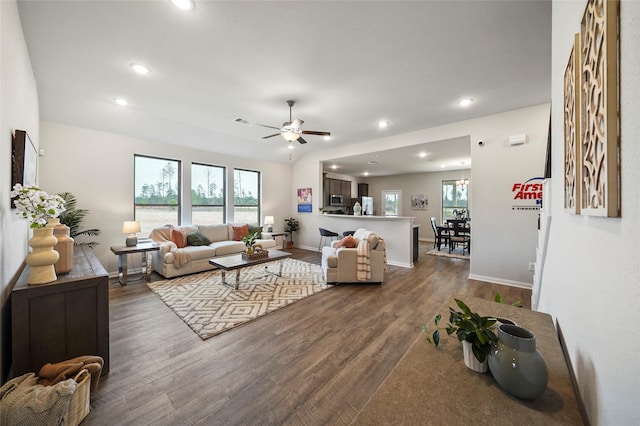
left=208, top=249, right=293, bottom=290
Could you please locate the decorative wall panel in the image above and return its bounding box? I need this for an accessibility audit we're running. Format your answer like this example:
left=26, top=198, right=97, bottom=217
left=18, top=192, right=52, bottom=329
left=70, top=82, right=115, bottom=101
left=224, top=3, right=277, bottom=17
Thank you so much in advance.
left=579, top=0, right=620, bottom=217
left=563, top=34, right=581, bottom=214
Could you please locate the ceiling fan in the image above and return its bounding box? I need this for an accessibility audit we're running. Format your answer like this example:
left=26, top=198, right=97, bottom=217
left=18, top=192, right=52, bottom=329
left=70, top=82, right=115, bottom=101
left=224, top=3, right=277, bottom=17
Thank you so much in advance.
left=234, top=100, right=331, bottom=144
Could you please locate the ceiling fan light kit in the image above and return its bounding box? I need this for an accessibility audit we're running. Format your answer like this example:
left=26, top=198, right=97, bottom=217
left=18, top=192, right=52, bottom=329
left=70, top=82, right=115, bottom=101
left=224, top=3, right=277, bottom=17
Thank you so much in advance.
left=234, top=100, right=330, bottom=145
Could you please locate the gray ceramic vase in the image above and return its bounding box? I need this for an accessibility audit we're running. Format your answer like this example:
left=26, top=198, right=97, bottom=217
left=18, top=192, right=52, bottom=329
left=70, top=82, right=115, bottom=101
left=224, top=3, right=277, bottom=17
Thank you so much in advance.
left=488, top=324, right=548, bottom=399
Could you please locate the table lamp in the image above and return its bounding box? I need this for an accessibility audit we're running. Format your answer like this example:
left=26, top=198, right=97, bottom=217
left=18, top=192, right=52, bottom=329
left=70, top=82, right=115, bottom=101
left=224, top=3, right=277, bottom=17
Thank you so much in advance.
left=122, top=220, right=141, bottom=246
left=264, top=216, right=274, bottom=232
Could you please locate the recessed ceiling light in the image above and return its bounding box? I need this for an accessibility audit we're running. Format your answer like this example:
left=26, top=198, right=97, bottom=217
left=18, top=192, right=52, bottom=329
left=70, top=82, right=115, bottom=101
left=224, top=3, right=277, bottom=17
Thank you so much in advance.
left=287, top=143, right=294, bottom=150
left=364, top=172, right=369, bottom=176
left=331, top=164, right=337, bottom=169
left=114, top=98, right=128, bottom=106
left=130, top=63, right=150, bottom=75
left=458, top=98, right=474, bottom=107
left=171, top=0, right=195, bottom=11
left=441, top=164, right=446, bottom=168
left=419, top=152, right=427, bottom=158
left=378, top=120, right=389, bottom=129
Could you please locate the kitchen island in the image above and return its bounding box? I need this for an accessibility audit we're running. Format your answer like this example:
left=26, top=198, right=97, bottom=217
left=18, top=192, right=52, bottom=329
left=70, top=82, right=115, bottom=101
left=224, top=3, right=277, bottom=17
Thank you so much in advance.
left=319, top=214, right=416, bottom=267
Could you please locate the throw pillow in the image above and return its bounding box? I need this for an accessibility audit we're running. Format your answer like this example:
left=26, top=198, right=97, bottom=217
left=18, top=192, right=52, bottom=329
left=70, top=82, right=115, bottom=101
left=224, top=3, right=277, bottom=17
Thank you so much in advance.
left=248, top=225, right=262, bottom=239
left=232, top=224, right=249, bottom=241
left=170, top=228, right=187, bottom=248
left=336, top=235, right=357, bottom=249
left=186, top=230, right=211, bottom=246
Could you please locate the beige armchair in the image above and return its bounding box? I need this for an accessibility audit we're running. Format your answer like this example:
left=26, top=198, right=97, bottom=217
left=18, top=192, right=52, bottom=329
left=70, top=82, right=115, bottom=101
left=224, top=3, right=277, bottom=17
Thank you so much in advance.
left=321, top=228, right=386, bottom=284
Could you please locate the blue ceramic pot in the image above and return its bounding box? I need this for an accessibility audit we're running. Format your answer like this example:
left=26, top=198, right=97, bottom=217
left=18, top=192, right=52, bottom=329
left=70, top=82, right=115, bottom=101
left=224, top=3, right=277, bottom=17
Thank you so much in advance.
left=488, top=324, right=548, bottom=399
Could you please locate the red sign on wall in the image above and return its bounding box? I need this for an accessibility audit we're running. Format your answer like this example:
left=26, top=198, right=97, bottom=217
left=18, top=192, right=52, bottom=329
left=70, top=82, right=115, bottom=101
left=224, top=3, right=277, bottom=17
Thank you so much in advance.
left=512, top=177, right=544, bottom=211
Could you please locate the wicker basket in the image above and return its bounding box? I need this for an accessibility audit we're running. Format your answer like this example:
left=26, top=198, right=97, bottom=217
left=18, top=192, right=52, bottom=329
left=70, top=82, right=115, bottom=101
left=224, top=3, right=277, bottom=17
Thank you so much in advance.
left=242, top=249, right=268, bottom=260
left=63, top=370, right=90, bottom=426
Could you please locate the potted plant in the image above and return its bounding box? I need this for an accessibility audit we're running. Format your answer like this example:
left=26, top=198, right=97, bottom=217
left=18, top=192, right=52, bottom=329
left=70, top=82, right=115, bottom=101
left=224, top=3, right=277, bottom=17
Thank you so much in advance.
left=423, top=298, right=498, bottom=372
left=242, top=232, right=259, bottom=254
left=57, top=192, right=101, bottom=248
left=283, top=217, right=299, bottom=248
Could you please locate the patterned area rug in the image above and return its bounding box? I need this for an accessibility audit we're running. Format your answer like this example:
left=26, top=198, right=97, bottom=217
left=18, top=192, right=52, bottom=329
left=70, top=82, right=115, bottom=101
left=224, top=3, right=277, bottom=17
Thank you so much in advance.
left=426, top=247, right=470, bottom=260
left=147, top=258, right=331, bottom=340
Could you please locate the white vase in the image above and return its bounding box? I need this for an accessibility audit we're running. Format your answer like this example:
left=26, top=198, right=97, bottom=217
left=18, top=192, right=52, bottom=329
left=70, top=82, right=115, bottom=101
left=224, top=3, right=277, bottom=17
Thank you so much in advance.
left=47, top=218, right=74, bottom=274
left=353, top=201, right=362, bottom=216
left=462, top=340, right=487, bottom=373
left=26, top=226, right=60, bottom=285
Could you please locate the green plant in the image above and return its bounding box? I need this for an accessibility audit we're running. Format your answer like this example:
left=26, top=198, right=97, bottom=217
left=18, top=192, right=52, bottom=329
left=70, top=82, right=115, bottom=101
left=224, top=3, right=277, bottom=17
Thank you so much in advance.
left=242, top=232, right=258, bottom=250
left=284, top=217, right=299, bottom=242
left=57, top=192, right=101, bottom=248
left=423, top=299, right=498, bottom=363
left=494, top=292, right=522, bottom=308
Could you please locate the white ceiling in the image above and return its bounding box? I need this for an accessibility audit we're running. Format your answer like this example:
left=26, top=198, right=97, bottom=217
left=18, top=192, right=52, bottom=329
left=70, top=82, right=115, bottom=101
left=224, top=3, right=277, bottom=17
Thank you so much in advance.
left=17, top=0, right=551, bottom=171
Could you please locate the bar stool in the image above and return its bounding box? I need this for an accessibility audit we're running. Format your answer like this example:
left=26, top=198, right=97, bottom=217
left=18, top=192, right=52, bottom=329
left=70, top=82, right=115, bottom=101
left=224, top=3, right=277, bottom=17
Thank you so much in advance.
left=318, top=228, right=339, bottom=253
left=343, top=230, right=356, bottom=237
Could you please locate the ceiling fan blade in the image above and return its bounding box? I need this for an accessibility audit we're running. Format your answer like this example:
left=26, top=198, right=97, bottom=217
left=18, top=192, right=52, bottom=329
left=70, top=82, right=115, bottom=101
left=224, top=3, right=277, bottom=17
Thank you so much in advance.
left=253, top=123, right=282, bottom=131
left=301, top=130, right=331, bottom=136
left=297, top=136, right=308, bottom=144
left=234, top=118, right=281, bottom=131
left=262, top=133, right=280, bottom=139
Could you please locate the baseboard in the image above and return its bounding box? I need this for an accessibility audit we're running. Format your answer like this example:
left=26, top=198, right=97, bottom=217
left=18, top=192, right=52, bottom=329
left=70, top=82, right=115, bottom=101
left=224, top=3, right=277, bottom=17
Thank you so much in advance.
left=468, top=274, right=532, bottom=289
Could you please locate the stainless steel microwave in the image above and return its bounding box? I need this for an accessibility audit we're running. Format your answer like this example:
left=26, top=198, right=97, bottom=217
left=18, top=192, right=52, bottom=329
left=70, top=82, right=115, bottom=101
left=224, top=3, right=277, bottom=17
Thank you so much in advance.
left=330, top=194, right=343, bottom=206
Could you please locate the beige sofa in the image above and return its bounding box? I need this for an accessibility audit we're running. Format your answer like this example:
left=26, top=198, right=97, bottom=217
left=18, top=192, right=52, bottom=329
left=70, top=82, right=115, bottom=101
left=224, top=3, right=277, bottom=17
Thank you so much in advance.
left=149, top=224, right=277, bottom=278
left=321, top=228, right=386, bottom=284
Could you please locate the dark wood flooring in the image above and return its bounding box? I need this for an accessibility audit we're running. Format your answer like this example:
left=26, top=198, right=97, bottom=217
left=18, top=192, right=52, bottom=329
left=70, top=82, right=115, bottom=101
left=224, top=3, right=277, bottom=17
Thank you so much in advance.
left=87, top=242, right=530, bottom=425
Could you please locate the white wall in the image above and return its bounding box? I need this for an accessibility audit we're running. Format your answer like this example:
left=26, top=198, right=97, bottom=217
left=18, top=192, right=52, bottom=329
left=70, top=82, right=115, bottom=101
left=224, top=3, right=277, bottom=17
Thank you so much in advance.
left=365, top=168, right=471, bottom=239
left=539, top=1, right=640, bottom=424
left=1, top=0, right=41, bottom=383
left=294, top=104, right=549, bottom=286
left=1, top=0, right=40, bottom=293
left=38, top=121, right=294, bottom=274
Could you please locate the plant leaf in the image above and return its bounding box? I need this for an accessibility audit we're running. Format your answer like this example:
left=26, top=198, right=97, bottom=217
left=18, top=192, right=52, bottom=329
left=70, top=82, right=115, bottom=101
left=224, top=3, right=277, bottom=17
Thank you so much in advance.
left=454, top=299, right=471, bottom=315
left=432, top=330, right=440, bottom=347
left=434, top=314, right=441, bottom=326
left=494, top=292, right=504, bottom=303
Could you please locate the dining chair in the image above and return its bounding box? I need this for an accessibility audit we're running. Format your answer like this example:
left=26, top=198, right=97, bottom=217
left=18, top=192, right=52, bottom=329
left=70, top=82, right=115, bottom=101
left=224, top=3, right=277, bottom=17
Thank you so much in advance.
left=449, top=220, right=470, bottom=255
left=430, top=217, right=450, bottom=251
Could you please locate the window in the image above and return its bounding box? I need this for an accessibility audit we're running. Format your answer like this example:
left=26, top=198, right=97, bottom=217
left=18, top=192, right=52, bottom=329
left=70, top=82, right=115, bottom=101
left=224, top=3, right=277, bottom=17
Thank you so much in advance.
left=134, top=155, right=180, bottom=235
left=382, top=190, right=402, bottom=216
left=233, top=168, right=260, bottom=224
left=192, top=163, right=226, bottom=224
left=442, top=180, right=468, bottom=221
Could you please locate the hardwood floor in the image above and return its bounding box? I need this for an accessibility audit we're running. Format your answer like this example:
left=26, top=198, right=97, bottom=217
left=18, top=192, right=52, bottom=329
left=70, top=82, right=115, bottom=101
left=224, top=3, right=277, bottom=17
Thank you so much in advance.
left=87, top=243, right=530, bottom=425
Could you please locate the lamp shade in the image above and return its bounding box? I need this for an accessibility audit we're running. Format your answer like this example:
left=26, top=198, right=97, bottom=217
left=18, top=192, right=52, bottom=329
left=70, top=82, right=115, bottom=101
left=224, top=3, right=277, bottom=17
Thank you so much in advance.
left=281, top=131, right=300, bottom=142
left=264, top=215, right=275, bottom=232
left=122, top=221, right=141, bottom=234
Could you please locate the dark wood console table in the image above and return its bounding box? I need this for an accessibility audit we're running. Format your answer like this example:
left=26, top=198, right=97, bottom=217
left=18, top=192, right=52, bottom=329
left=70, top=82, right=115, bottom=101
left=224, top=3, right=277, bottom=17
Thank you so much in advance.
left=353, top=295, right=583, bottom=425
left=11, top=246, right=109, bottom=377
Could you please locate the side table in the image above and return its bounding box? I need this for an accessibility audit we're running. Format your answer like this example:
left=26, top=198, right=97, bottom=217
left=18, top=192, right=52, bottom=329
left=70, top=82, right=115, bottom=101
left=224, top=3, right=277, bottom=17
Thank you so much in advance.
left=268, top=232, right=289, bottom=250
left=110, top=242, right=159, bottom=285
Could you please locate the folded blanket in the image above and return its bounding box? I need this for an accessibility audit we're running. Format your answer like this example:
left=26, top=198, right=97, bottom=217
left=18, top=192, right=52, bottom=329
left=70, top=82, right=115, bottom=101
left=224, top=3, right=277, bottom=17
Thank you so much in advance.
left=149, top=227, right=190, bottom=268
left=356, top=231, right=374, bottom=281
left=0, top=373, right=76, bottom=426
left=38, top=355, right=103, bottom=394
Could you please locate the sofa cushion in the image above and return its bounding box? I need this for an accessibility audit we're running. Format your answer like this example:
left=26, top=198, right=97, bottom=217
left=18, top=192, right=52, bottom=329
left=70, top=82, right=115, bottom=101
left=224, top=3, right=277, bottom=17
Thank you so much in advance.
left=232, top=224, right=249, bottom=241
left=335, top=235, right=357, bottom=248
left=187, top=230, right=211, bottom=246
left=248, top=225, right=262, bottom=239
left=170, top=228, right=187, bottom=248
left=198, top=224, right=230, bottom=242
left=210, top=241, right=246, bottom=256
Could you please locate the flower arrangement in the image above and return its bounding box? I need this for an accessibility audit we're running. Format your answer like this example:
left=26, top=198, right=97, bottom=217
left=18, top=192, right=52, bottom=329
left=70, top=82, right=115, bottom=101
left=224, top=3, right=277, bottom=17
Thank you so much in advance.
left=10, top=184, right=66, bottom=228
